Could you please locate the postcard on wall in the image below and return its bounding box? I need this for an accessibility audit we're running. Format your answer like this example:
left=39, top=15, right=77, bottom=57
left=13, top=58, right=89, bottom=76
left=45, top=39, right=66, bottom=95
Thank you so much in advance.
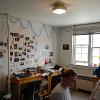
left=10, top=57, right=12, bottom=61
left=10, top=46, right=13, bottom=50
left=15, top=37, right=20, bottom=42
left=14, top=44, right=17, bottom=49
left=20, top=58, right=25, bottom=61
left=20, top=35, right=24, bottom=38
left=22, top=52, right=26, bottom=55
left=14, top=33, right=19, bottom=37
left=14, top=52, right=19, bottom=57
left=20, top=62, right=24, bottom=65
left=10, top=52, right=13, bottom=56
left=14, top=58, right=19, bottom=62
left=10, top=33, right=14, bottom=36
left=49, top=52, right=53, bottom=56
left=45, top=45, right=49, bottom=49
left=25, top=37, right=30, bottom=41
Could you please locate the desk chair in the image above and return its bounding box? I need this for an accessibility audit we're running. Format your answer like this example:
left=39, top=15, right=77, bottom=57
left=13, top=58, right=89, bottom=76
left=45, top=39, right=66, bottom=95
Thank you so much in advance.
left=33, top=80, right=42, bottom=100
left=50, top=73, right=61, bottom=91
left=22, top=80, right=42, bottom=100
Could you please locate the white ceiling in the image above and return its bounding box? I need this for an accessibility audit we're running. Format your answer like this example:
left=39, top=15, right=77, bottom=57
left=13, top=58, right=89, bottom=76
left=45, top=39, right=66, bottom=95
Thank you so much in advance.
left=0, top=0, right=100, bottom=26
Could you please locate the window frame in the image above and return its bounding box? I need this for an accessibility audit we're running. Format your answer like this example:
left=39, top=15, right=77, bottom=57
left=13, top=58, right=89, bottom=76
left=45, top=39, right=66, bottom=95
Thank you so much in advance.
left=72, top=33, right=100, bottom=67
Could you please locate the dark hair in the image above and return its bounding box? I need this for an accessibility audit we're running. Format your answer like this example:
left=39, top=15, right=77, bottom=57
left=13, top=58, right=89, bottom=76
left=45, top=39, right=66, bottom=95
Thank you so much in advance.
left=62, top=68, right=76, bottom=79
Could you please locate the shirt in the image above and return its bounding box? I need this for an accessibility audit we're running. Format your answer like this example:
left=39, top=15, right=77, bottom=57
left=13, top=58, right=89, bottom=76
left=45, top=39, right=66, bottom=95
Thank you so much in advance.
left=50, top=82, right=72, bottom=100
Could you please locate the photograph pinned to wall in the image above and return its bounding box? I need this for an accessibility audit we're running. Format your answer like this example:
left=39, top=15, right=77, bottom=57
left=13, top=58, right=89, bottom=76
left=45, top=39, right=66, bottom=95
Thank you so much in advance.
left=5, top=42, right=8, bottom=47
left=20, top=58, right=25, bottom=61
left=10, top=46, right=13, bottom=50
left=30, top=46, right=34, bottom=49
left=15, top=37, right=20, bottom=42
left=14, top=58, right=19, bottom=62
left=45, top=45, right=49, bottom=49
left=30, top=40, right=34, bottom=44
left=28, top=44, right=30, bottom=47
left=34, top=59, right=38, bottom=63
left=14, top=33, right=19, bottom=37
left=0, top=41, right=5, bottom=46
left=24, top=49, right=26, bottom=51
left=24, top=42, right=27, bottom=46
left=27, top=55, right=29, bottom=58
left=19, top=47, right=23, bottom=51
left=14, top=52, right=19, bottom=57
left=49, top=52, right=53, bottom=56
left=19, top=52, right=22, bottom=56
left=10, top=57, right=12, bottom=61
left=63, top=44, right=69, bottom=50
left=31, top=55, right=34, bottom=57
left=25, top=37, right=30, bottom=41
left=27, top=49, right=31, bottom=52
left=20, top=62, right=24, bottom=65
left=20, top=35, right=24, bottom=38
left=22, top=52, right=26, bottom=55
left=0, top=49, right=3, bottom=58
left=10, top=33, right=14, bottom=36
left=14, top=44, right=17, bottom=49
left=28, top=42, right=30, bottom=45
left=10, top=52, right=13, bottom=56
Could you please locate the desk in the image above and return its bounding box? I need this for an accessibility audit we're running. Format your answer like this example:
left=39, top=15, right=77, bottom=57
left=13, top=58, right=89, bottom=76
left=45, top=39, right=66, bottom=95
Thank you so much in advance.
left=11, top=71, right=61, bottom=100
left=11, top=74, right=41, bottom=100
left=92, top=76, right=100, bottom=87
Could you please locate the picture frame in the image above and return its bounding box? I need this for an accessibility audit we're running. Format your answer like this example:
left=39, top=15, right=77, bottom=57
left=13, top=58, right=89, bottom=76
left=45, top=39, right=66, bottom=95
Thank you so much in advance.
left=63, top=44, right=69, bottom=50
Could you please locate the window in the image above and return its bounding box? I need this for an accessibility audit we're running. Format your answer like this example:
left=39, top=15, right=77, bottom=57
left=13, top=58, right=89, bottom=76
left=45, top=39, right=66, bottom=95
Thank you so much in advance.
left=72, top=33, right=100, bottom=67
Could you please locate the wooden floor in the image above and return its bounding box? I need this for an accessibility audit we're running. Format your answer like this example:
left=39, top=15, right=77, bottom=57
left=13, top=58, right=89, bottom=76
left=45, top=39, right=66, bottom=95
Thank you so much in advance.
left=43, top=90, right=91, bottom=100
left=71, top=90, right=91, bottom=100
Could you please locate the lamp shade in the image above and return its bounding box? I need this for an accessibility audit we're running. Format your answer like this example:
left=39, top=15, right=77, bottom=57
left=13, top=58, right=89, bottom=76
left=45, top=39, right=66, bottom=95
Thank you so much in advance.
left=52, top=1, right=66, bottom=14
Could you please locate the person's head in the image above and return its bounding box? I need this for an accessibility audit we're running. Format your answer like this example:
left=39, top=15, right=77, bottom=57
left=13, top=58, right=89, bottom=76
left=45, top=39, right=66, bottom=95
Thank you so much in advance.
left=61, top=68, right=77, bottom=88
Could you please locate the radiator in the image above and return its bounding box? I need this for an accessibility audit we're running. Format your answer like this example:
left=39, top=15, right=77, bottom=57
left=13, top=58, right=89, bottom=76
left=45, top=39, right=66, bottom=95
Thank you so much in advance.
left=76, top=75, right=94, bottom=92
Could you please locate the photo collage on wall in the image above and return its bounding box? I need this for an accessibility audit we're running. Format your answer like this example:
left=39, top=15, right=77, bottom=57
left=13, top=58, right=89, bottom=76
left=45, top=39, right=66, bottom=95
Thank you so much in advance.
left=10, top=32, right=37, bottom=68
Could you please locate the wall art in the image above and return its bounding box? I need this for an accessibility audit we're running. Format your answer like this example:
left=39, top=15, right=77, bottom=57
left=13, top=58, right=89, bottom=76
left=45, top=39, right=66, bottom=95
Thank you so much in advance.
left=14, top=58, right=19, bottom=62
left=10, top=52, right=13, bottom=56
left=25, top=37, right=29, bottom=41
left=49, top=52, right=53, bottom=56
left=14, top=52, right=19, bottom=57
left=63, top=44, right=69, bottom=50
left=20, top=35, right=24, bottom=38
left=20, top=62, right=24, bottom=65
left=14, top=33, right=19, bottom=37
left=14, top=44, right=17, bottom=49
left=15, top=37, right=20, bottom=42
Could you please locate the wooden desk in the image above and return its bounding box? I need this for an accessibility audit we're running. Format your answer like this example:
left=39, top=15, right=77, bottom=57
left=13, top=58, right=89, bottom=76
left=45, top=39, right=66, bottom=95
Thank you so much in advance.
left=92, top=76, right=100, bottom=87
left=11, top=74, right=41, bottom=100
left=11, top=71, right=61, bottom=100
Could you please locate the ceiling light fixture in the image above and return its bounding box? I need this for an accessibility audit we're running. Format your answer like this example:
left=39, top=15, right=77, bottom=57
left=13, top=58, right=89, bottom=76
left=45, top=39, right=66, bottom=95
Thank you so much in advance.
left=52, top=1, right=67, bottom=14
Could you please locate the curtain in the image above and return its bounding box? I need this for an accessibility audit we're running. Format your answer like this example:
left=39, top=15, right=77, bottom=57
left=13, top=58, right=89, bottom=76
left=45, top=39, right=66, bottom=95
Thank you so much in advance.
left=0, top=15, right=8, bottom=92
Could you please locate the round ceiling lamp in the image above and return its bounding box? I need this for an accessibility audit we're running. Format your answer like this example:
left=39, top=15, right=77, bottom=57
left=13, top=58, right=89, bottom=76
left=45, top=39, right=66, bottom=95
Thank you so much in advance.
left=52, top=1, right=67, bottom=14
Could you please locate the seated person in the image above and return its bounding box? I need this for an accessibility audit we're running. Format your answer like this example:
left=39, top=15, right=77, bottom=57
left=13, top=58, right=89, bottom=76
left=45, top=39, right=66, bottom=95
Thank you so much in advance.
left=89, top=80, right=100, bottom=100
left=93, top=66, right=100, bottom=77
left=50, top=68, right=77, bottom=100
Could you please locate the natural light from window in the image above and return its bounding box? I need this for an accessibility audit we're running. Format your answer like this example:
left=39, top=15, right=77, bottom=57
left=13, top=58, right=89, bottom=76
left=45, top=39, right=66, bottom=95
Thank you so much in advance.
left=73, top=33, right=100, bottom=67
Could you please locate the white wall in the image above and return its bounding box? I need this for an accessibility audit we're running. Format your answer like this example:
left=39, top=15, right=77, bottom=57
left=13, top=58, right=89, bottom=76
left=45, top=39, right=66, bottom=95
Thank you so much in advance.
left=57, top=28, right=73, bottom=67
left=0, top=15, right=8, bottom=91
left=57, top=26, right=97, bottom=76
left=0, top=15, right=58, bottom=91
